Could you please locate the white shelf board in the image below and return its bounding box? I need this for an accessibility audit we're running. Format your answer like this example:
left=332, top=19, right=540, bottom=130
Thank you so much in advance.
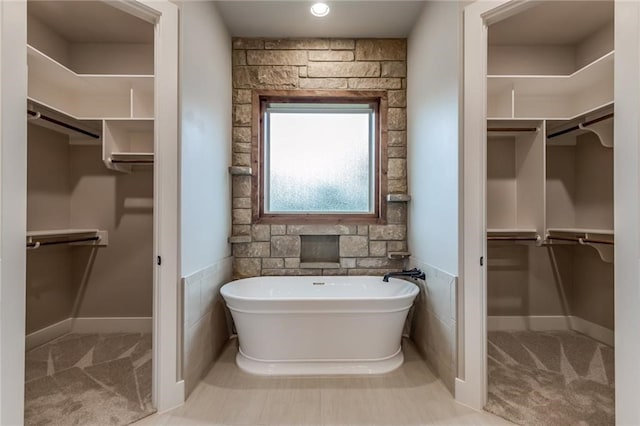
left=27, top=229, right=101, bottom=238
left=27, top=229, right=108, bottom=247
left=487, top=118, right=543, bottom=122
left=28, top=97, right=81, bottom=121
left=488, top=51, right=614, bottom=97
left=488, top=117, right=547, bottom=120
left=487, top=119, right=541, bottom=136
left=487, top=228, right=537, bottom=234
left=104, top=118, right=154, bottom=121
left=28, top=45, right=153, bottom=94
left=27, top=97, right=154, bottom=122
left=487, top=101, right=615, bottom=122
left=487, top=229, right=541, bottom=242
left=547, top=228, right=613, bottom=236
left=27, top=98, right=102, bottom=141
left=111, top=152, right=154, bottom=160
left=90, top=117, right=153, bottom=120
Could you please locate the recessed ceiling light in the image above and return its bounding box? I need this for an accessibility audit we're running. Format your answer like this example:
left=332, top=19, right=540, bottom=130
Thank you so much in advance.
left=310, top=2, right=330, bottom=17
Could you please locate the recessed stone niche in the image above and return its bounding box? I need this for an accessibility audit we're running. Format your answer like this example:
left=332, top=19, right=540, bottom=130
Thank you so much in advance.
left=300, top=235, right=340, bottom=265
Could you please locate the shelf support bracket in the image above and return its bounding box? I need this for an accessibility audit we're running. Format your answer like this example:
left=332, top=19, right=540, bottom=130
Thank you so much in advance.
left=580, top=118, right=613, bottom=148
left=578, top=238, right=614, bottom=263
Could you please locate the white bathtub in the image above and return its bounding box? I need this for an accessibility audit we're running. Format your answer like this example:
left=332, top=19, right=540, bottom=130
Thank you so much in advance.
left=220, top=275, right=419, bottom=376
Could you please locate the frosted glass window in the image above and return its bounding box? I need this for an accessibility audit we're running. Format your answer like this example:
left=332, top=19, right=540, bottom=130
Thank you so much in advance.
left=264, top=103, right=375, bottom=214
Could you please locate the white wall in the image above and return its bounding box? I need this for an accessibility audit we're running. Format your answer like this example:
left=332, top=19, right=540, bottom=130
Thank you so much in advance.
left=179, top=1, right=233, bottom=395
left=180, top=1, right=232, bottom=277
left=407, top=0, right=464, bottom=395
left=407, top=1, right=461, bottom=276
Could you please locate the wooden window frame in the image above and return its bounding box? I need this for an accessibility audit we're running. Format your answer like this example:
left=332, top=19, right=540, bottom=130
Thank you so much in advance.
left=252, top=89, right=388, bottom=224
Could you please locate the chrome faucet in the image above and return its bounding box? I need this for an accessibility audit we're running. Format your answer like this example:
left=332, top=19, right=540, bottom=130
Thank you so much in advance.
left=382, top=268, right=425, bottom=282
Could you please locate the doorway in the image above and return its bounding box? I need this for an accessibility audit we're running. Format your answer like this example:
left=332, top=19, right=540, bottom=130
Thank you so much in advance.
left=460, top=0, right=637, bottom=422
left=0, top=1, right=180, bottom=423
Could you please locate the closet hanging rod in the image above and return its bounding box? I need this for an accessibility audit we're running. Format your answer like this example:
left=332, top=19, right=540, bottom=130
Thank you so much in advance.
left=547, top=113, right=614, bottom=140
left=26, top=235, right=101, bottom=248
left=487, top=127, right=538, bottom=133
left=27, top=110, right=100, bottom=139
left=547, top=236, right=614, bottom=245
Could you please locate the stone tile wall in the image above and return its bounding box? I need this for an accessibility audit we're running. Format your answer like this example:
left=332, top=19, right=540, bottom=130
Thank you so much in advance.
left=231, top=38, right=408, bottom=278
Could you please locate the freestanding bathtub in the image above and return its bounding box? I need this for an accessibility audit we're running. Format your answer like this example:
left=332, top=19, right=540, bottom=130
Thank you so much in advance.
left=220, top=275, right=419, bottom=376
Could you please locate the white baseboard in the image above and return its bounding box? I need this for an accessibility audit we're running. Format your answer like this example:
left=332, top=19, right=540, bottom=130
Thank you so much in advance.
left=155, top=379, right=185, bottom=414
left=569, top=316, right=614, bottom=346
left=488, top=315, right=613, bottom=346
left=72, top=317, right=152, bottom=334
left=26, top=316, right=153, bottom=350
left=454, top=377, right=483, bottom=411
left=26, top=318, right=73, bottom=350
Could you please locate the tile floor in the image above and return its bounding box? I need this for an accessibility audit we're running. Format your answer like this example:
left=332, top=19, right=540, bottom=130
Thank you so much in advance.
left=135, top=338, right=511, bottom=426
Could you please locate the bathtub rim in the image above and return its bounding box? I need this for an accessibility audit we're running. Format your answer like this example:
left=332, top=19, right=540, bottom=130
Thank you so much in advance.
left=226, top=305, right=415, bottom=314
left=220, top=276, right=420, bottom=303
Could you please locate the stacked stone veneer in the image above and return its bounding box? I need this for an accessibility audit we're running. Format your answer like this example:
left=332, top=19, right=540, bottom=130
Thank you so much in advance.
left=231, top=38, right=408, bottom=279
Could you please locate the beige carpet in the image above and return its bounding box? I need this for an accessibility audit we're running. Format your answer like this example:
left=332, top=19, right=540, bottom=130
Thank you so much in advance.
left=486, top=330, right=614, bottom=425
left=25, top=333, right=154, bottom=426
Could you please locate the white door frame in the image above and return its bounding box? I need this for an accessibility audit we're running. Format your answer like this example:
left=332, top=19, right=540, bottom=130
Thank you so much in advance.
left=149, top=0, right=183, bottom=411
left=613, top=2, right=640, bottom=423
left=459, top=0, right=536, bottom=410
left=0, top=1, right=182, bottom=421
left=113, top=0, right=184, bottom=411
left=0, top=1, right=28, bottom=424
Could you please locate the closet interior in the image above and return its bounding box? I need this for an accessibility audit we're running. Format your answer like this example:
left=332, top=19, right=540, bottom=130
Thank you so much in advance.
left=484, top=2, right=615, bottom=424
left=25, top=1, right=156, bottom=424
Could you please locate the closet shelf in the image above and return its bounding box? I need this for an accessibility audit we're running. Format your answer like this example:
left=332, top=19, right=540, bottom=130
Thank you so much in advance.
left=103, top=119, right=154, bottom=172
left=27, top=229, right=108, bottom=249
left=487, top=51, right=613, bottom=97
left=28, top=45, right=153, bottom=93
left=27, top=99, right=102, bottom=143
left=488, top=101, right=615, bottom=122
left=488, top=50, right=614, bottom=119
left=488, top=228, right=537, bottom=234
left=487, top=119, right=540, bottom=136
left=487, top=229, right=541, bottom=242
left=547, top=228, right=613, bottom=240
left=28, top=45, right=154, bottom=119
left=109, top=152, right=154, bottom=165
left=28, top=97, right=143, bottom=123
